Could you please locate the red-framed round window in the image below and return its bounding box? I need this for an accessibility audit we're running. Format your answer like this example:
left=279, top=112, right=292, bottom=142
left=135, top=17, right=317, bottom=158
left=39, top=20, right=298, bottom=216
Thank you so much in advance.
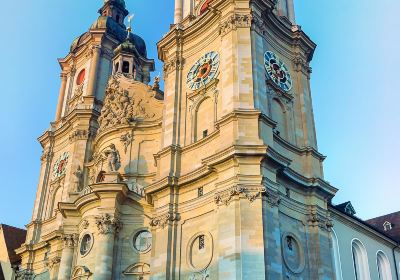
left=200, top=0, right=211, bottom=15
left=76, top=69, right=86, bottom=85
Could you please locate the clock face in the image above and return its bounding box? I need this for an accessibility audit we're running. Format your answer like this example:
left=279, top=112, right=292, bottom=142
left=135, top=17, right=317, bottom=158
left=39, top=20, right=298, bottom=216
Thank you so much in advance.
left=264, top=51, right=293, bottom=92
left=187, top=51, right=220, bottom=91
left=53, top=152, right=69, bottom=179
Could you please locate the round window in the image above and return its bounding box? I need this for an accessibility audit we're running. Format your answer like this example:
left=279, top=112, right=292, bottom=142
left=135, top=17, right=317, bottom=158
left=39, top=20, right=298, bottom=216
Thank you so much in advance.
left=133, top=230, right=152, bottom=253
left=80, top=234, right=92, bottom=256
left=76, top=69, right=86, bottom=85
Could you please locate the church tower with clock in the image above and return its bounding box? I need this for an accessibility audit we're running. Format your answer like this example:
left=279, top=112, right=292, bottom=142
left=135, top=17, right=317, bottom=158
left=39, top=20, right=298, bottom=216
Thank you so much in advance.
left=16, top=0, right=340, bottom=279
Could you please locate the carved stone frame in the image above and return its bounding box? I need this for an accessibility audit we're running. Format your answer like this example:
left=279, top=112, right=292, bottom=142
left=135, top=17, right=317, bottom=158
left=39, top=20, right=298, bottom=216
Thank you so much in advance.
left=188, top=79, right=219, bottom=143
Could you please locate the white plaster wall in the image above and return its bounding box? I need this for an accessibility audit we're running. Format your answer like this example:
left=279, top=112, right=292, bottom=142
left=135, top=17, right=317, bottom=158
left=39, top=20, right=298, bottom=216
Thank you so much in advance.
left=332, top=215, right=399, bottom=280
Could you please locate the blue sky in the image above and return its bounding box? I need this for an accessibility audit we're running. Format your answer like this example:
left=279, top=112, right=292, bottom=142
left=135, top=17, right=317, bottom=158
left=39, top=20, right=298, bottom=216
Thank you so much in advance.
left=0, top=0, right=398, bottom=228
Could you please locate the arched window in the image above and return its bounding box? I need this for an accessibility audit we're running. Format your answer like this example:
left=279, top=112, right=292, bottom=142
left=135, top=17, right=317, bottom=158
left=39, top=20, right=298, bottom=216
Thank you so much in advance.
left=122, top=61, right=130, bottom=74
left=352, top=239, right=371, bottom=280
left=271, top=98, right=287, bottom=138
left=383, top=221, right=392, bottom=232
left=195, top=98, right=214, bottom=141
left=76, top=69, right=86, bottom=86
left=377, top=251, right=392, bottom=280
left=330, top=230, right=343, bottom=280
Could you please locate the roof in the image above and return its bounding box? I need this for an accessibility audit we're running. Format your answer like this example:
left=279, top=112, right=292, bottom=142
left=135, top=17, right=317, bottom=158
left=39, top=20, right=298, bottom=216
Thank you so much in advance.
left=331, top=203, right=400, bottom=245
left=335, top=201, right=356, bottom=216
left=366, top=211, right=400, bottom=242
left=0, top=224, right=26, bottom=265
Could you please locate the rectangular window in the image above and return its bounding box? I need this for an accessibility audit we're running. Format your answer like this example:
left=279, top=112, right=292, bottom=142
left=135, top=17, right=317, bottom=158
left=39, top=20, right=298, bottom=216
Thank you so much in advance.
left=203, top=130, right=208, bottom=138
left=198, top=187, right=204, bottom=197
left=199, top=235, right=205, bottom=250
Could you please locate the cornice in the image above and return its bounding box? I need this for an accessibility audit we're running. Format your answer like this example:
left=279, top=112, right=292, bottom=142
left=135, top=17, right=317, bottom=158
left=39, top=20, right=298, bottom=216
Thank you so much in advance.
left=59, top=183, right=139, bottom=219
left=251, top=3, right=316, bottom=63
left=280, top=167, right=337, bottom=198
left=259, top=113, right=277, bottom=129
left=273, top=133, right=326, bottom=162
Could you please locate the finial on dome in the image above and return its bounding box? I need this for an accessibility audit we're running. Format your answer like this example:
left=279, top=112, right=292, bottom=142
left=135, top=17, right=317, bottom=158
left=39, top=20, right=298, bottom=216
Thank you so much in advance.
left=127, top=14, right=134, bottom=36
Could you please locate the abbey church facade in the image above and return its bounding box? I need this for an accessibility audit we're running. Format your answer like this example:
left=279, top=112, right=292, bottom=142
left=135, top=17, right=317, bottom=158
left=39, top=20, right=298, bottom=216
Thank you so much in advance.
left=14, top=0, right=400, bottom=279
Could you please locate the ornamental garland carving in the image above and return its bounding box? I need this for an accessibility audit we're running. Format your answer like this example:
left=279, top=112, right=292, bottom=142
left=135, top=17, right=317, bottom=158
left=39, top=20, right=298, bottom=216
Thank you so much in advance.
left=95, top=214, right=122, bottom=235
left=307, top=208, right=333, bottom=230
left=150, top=212, right=181, bottom=229
left=98, top=76, right=158, bottom=132
left=61, top=233, right=78, bottom=248
left=219, top=14, right=252, bottom=37
left=214, top=185, right=266, bottom=206
left=264, top=189, right=281, bottom=208
left=163, top=57, right=185, bottom=75
left=69, top=128, right=96, bottom=143
left=189, top=269, right=210, bottom=280
left=120, top=132, right=133, bottom=154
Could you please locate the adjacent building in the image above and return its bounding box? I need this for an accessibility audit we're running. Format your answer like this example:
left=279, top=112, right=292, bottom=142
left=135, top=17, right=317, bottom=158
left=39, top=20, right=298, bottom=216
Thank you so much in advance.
left=0, top=225, right=26, bottom=280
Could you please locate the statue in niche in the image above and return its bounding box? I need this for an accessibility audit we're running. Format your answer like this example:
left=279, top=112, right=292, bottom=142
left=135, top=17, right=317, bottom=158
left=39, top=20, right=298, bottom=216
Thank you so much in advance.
left=73, top=165, right=83, bottom=191
left=103, top=144, right=121, bottom=172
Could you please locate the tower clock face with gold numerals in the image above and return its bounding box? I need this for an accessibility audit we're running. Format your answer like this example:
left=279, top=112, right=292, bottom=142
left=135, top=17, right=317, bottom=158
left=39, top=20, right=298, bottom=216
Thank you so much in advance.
left=187, top=51, right=220, bottom=90
left=264, top=51, right=293, bottom=92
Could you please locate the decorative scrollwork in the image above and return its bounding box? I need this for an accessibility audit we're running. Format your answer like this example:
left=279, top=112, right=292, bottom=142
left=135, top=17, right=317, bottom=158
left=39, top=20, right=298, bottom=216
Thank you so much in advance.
left=150, top=212, right=180, bottom=229
left=214, top=185, right=266, bottom=206
left=219, top=14, right=252, bottom=37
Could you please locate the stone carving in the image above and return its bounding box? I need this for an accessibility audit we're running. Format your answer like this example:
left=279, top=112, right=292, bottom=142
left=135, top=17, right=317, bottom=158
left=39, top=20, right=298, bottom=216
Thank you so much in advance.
left=73, top=166, right=83, bottom=192
left=150, top=212, right=181, bottom=229
left=219, top=13, right=252, bottom=36
left=189, top=269, right=209, bottom=280
left=40, top=149, right=53, bottom=162
left=265, top=189, right=281, bottom=208
left=214, top=185, right=266, bottom=206
left=15, top=269, right=34, bottom=280
left=95, top=214, right=122, bottom=235
left=88, top=168, right=96, bottom=185
left=98, top=76, right=158, bottom=131
left=307, top=208, right=328, bottom=229
left=163, top=57, right=185, bottom=75
left=103, top=144, right=121, bottom=172
left=61, top=234, right=78, bottom=248
left=251, top=13, right=267, bottom=35
left=46, top=256, right=61, bottom=270
left=69, top=129, right=95, bottom=143
left=80, top=219, right=90, bottom=230
left=120, top=132, right=133, bottom=154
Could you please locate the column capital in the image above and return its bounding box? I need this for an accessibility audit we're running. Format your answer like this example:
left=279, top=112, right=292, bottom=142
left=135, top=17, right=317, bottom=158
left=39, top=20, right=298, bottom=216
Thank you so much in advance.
left=95, top=213, right=122, bottom=235
left=61, top=233, right=78, bottom=248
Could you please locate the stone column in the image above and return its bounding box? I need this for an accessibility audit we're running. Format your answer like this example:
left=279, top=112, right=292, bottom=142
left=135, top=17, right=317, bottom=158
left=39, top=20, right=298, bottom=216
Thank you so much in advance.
left=174, top=0, right=183, bottom=24
left=55, top=73, right=68, bottom=121
left=47, top=256, right=61, bottom=280
left=94, top=214, right=122, bottom=280
left=57, top=234, right=78, bottom=280
left=86, top=45, right=101, bottom=97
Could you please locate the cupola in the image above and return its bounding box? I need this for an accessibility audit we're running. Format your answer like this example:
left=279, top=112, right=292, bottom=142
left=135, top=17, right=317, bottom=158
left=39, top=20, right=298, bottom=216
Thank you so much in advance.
left=112, top=16, right=155, bottom=84
left=98, top=0, right=129, bottom=25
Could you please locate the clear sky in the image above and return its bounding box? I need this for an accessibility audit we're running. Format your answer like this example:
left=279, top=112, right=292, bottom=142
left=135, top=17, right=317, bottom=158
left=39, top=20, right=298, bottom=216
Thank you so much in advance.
left=0, top=0, right=398, bottom=228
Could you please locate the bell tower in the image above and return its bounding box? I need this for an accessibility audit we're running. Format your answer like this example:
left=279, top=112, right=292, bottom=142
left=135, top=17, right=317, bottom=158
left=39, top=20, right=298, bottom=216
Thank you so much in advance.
left=151, top=0, right=336, bottom=279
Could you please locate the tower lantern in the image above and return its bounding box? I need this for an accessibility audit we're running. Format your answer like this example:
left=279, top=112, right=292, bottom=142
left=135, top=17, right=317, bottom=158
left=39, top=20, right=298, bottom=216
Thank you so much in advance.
left=99, top=0, right=129, bottom=25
